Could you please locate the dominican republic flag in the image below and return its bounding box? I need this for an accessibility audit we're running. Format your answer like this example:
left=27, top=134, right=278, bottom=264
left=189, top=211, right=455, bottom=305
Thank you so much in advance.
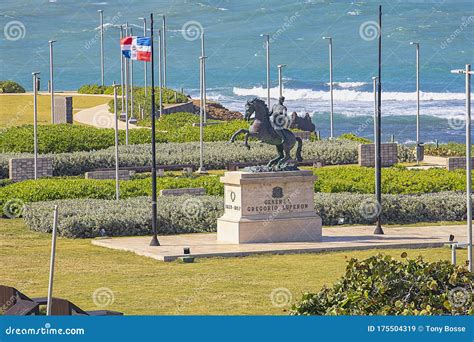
left=120, top=36, right=151, bottom=61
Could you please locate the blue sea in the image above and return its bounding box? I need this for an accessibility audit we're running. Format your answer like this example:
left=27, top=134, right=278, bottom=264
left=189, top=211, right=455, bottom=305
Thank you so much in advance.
left=1, top=0, right=473, bottom=143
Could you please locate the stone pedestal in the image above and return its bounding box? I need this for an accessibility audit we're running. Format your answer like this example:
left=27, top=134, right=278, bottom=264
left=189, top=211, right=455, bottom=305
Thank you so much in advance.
left=217, top=170, right=322, bottom=244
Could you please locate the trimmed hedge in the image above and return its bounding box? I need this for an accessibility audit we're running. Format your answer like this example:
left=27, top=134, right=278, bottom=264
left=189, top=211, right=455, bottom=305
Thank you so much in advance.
left=23, top=196, right=222, bottom=238
left=0, top=113, right=248, bottom=153
left=0, top=80, right=25, bottom=93
left=23, top=191, right=471, bottom=238
left=0, top=167, right=468, bottom=213
left=0, top=140, right=361, bottom=178
left=291, top=254, right=473, bottom=315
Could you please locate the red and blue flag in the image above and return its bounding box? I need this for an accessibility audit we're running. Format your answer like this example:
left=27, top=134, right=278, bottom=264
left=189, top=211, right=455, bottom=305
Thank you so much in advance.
left=120, top=36, right=151, bottom=62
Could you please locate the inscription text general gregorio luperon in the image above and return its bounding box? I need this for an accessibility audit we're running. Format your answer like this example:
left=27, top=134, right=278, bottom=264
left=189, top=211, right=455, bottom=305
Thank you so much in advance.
left=247, top=197, right=309, bottom=213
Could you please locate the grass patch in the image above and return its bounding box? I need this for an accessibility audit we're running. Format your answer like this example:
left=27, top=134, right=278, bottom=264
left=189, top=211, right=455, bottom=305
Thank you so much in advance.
left=0, top=94, right=110, bottom=127
left=0, top=219, right=467, bottom=315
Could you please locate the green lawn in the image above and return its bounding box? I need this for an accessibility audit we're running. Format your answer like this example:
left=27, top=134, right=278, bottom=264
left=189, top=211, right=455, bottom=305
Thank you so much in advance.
left=0, top=219, right=467, bottom=315
left=0, top=94, right=111, bottom=127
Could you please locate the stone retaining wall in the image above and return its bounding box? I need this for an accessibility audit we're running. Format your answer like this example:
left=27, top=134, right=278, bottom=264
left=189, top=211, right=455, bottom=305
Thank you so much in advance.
left=358, top=143, right=398, bottom=167
left=162, top=101, right=194, bottom=115
left=446, top=157, right=473, bottom=171
left=9, top=157, right=53, bottom=182
left=160, top=188, right=206, bottom=196
left=85, top=170, right=131, bottom=180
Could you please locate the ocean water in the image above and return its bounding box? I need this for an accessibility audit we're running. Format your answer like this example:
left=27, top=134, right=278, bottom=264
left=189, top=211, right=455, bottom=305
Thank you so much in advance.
left=1, top=0, right=473, bottom=143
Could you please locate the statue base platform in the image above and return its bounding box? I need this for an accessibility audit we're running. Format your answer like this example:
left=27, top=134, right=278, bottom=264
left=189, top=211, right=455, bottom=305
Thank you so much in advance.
left=217, top=170, right=322, bottom=244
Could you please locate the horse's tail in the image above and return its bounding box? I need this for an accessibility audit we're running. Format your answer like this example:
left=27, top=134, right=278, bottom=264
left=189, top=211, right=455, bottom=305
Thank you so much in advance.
left=295, top=137, right=303, bottom=162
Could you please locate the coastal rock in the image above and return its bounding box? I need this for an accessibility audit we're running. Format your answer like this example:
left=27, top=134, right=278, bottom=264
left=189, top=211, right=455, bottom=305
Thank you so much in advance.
left=193, top=100, right=243, bottom=121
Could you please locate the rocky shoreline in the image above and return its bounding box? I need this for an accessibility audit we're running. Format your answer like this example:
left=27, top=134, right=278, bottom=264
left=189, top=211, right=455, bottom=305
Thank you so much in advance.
left=192, top=99, right=243, bottom=121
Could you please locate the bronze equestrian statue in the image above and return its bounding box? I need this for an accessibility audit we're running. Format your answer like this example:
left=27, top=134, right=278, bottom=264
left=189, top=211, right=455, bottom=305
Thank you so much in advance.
left=229, top=97, right=303, bottom=168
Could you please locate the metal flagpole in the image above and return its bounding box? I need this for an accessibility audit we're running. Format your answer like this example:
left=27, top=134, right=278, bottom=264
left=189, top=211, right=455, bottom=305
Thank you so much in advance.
left=130, top=27, right=134, bottom=123
left=49, top=40, right=56, bottom=124
left=150, top=13, right=160, bottom=246
left=201, top=32, right=207, bottom=123
left=198, top=55, right=208, bottom=174
left=374, top=5, right=384, bottom=235
left=98, top=10, right=105, bottom=86
left=277, top=64, right=286, bottom=97
left=125, top=22, right=130, bottom=145
left=372, top=77, right=378, bottom=139
left=162, top=15, right=167, bottom=88
left=261, top=34, right=270, bottom=107
left=120, top=25, right=125, bottom=111
left=451, top=64, right=473, bottom=272
left=46, top=205, right=59, bottom=316
left=32, top=72, right=40, bottom=180
left=410, top=42, right=420, bottom=163
left=139, top=17, right=148, bottom=97
left=323, top=36, right=334, bottom=139
left=113, top=82, right=120, bottom=200
left=158, top=29, right=163, bottom=119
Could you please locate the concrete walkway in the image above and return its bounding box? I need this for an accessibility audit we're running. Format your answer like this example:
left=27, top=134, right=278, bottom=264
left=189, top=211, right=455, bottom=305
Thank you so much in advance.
left=91, top=224, right=465, bottom=262
left=74, top=103, right=141, bottom=129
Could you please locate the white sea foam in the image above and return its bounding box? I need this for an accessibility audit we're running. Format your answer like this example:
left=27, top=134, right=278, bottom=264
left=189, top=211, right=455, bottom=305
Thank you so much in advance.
left=233, top=86, right=465, bottom=102
left=330, top=82, right=367, bottom=88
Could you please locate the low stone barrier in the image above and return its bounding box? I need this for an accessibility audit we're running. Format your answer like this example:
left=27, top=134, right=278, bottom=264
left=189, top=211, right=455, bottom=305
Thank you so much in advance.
left=358, top=143, right=398, bottom=167
left=162, top=101, right=194, bottom=115
left=53, top=96, right=73, bottom=124
left=446, top=157, right=473, bottom=171
left=160, top=188, right=206, bottom=196
left=9, top=157, right=53, bottom=182
left=85, top=170, right=131, bottom=180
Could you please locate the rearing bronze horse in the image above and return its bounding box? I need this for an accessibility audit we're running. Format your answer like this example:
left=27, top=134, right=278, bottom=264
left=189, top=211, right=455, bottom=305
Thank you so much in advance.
left=230, top=98, right=303, bottom=167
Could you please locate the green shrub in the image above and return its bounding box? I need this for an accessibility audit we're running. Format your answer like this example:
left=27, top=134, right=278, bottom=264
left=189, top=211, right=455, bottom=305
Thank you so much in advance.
left=0, top=140, right=361, bottom=177
left=0, top=80, right=25, bottom=93
left=107, top=87, right=189, bottom=118
left=338, top=133, right=371, bottom=144
left=77, top=84, right=110, bottom=95
left=425, top=143, right=467, bottom=157
left=19, top=191, right=473, bottom=235
left=291, top=254, right=473, bottom=315
left=313, top=166, right=465, bottom=194
left=23, top=196, right=223, bottom=238
left=0, top=124, right=161, bottom=154
left=0, top=176, right=223, bottom=214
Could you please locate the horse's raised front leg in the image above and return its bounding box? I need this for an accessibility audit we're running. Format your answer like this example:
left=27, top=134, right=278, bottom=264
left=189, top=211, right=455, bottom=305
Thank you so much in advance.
left=229, top=129, right=248, bottom=143
left=267, top=145, right=284, bottom=168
